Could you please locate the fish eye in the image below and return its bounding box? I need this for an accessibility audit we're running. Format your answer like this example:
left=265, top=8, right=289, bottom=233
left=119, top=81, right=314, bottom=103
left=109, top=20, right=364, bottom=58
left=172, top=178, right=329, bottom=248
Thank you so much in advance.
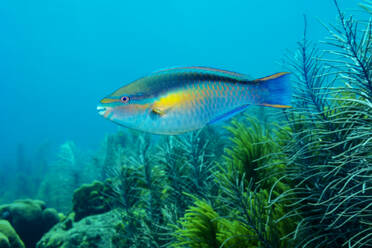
left=120, top=96, right=130, bottom=103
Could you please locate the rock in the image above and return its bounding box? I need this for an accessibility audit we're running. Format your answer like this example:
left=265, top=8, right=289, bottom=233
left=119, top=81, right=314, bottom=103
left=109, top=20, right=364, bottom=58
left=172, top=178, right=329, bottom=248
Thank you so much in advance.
left=41, top=209, right=60, bottom=232
left=72, top=180, right=116, bottom=221
left=0, top=233, right=10, bottom=248
left=0, top=199, right=60, bottom=248
left=0, top=220, right=24, bottom=248
left=37, top=210, right=124, bottom=248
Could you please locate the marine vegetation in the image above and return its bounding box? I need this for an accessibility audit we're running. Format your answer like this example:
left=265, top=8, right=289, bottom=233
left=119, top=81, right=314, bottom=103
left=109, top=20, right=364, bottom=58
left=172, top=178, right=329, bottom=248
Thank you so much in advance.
left=36, top=141, right=98, bottom=213
left=270, top=1, right=372, bottom=247
left=103, top=127, right=224, bottom=248
left=0, top=1, right=371, bottom=248
left=170, top=117, right=296, bottom=248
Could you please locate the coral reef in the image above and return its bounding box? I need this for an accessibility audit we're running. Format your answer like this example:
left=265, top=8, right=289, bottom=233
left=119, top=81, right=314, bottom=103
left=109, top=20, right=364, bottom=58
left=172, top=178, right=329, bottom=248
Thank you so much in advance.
left=0, top=199, right=60, bottom=248
left=36, top=210, right=123, bottom=248
left=72, top=180, right=116, bottom=221
left=0, top=233, right=9, bottom=248
left=0, top=220, right=24, bottom=248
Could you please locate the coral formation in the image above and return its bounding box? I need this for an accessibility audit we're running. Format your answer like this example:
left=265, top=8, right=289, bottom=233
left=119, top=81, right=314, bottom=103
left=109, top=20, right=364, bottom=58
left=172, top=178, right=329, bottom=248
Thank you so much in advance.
left=0, top=233, right=10, bottom=248
left=72, top=180, right=116, bottom=221
left=0, top=199, right=59, bottom=248
left=0, top=220, right=24, bottom=248
left=36, top=210, right=123, bottom=248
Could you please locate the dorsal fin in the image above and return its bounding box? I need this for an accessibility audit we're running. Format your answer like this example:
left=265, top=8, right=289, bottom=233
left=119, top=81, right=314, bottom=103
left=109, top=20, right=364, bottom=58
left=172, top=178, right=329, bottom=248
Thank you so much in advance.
left=152, top=66, right=252, bottom=82
left=253, top=72, right=290, bottom=82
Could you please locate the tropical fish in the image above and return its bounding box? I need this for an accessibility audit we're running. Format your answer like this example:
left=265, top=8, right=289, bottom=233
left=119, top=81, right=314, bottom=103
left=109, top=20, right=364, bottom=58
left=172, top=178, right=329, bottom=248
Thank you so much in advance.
left=97, top=66, right=291, bottom=135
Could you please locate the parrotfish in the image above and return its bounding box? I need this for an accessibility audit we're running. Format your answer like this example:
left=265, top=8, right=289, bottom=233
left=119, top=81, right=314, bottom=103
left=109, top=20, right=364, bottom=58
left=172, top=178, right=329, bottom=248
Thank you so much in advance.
left=97, top=66, right=291, bottom=135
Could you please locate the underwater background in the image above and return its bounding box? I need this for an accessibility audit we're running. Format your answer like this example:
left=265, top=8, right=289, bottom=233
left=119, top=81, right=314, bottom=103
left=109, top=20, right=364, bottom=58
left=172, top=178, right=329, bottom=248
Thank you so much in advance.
left=1, top=0, right=371, bottom=248
left=0, top=0, right=360, bottom=160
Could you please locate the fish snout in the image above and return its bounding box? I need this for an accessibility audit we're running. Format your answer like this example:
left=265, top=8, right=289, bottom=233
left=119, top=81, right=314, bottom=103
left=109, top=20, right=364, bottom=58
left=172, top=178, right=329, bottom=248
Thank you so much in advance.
left=97, top=105, right=107, bottom=116
left=97, top=103, right=116, bottom=119
left=97, top=104, right=115, bottom=120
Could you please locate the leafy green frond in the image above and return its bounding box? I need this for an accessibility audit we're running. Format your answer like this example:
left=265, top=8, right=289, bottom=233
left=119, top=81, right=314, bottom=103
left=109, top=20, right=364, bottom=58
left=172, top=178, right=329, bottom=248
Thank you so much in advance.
left=223, top=117, right=280, bottom=190
left=171, top=200, right=221, bottom=248
left=212, top=117, right=298, bottom=248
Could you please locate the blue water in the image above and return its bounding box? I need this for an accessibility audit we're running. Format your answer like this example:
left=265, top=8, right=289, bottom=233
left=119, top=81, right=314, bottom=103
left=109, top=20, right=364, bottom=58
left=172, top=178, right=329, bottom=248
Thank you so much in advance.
left=0, top=0, right=359, bottom=160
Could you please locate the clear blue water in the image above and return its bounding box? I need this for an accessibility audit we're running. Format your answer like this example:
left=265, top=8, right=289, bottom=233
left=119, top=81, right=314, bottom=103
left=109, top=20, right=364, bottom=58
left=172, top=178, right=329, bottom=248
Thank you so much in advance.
left=0, top=0, right=360, bottom=160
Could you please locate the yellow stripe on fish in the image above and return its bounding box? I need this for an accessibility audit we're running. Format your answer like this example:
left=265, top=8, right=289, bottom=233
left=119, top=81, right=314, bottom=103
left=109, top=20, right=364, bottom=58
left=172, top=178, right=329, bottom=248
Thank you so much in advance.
left=152, top=89, right=196, bottom=115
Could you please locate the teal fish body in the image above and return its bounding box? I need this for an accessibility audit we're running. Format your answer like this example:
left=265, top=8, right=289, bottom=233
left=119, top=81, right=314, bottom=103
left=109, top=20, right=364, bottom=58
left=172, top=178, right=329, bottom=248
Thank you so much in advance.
left=97, top=67, right=291, bottom=135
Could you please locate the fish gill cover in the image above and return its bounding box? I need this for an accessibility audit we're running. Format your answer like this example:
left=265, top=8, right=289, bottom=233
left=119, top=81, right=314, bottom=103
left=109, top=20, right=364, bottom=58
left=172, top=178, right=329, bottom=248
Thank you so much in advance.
left=0, top=1, right=371, bottom=248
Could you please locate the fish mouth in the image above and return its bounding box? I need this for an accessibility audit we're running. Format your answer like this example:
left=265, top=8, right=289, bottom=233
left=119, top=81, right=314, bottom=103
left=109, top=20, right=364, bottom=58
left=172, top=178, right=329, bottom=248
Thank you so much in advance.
left=97, top=105, right=107, bottom=116
left=97, top=105, right=115, bottom=119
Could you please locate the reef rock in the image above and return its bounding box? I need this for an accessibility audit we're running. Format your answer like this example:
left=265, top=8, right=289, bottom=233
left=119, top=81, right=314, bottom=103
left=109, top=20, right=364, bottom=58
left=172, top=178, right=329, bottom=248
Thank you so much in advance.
left=0, top=232, right=10, bottom=248
left=0, top=199, right=59, bottom=248
left=72, top=180, right=116, bottom=221
left=0, top=220, right=24, bottom=248
left=36, top=210, right=124, bottom=248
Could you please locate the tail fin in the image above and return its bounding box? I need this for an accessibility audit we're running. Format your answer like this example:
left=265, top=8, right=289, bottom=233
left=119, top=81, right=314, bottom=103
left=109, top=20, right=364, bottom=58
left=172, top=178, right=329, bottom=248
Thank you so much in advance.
left=254, top=72, right=292, bottom=108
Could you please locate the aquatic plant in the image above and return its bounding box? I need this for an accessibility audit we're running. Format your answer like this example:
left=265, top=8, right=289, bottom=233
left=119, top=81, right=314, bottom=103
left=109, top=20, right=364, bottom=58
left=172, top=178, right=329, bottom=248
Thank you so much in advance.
left=9, top=143, right=51, bottom=202
left=110, top=146, right=142, bottom=211
left=171, top=191, right=290, bottom=248
left=135, top=135, right=166, bottom=248
left=99, top=126, right=224, bottom=247
left=218, top=181, right=294, bottom=248
left=166, top=127, right=223, bottom=200
left=184, top=127, right=224, bottom=198
left=223, top=118, right=279, bottom=188
left=360, top=0, right=372, bottom=14
left=148, top=127, right=222, bottom=248
left=171, top=199, right=221, bottom=248
left=219, top=117, right=295, bottom=247
left=0, top=160, right=14, bottom=204
left=272, top=2, right=372, bottom=247
left=37, top=141, right=93, bottom=213
left=171, top=117, right=296, bottom=248
left=104, top=131, right=165, bottom=248
left=156, top=135, right=191, bottom=216
left=90, top=131, right=125, bottom=181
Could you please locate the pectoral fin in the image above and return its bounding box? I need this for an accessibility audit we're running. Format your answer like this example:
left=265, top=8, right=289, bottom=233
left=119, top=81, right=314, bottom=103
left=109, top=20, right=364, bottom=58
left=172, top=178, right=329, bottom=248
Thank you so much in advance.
left=151, top=107, right=168, bottom=117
